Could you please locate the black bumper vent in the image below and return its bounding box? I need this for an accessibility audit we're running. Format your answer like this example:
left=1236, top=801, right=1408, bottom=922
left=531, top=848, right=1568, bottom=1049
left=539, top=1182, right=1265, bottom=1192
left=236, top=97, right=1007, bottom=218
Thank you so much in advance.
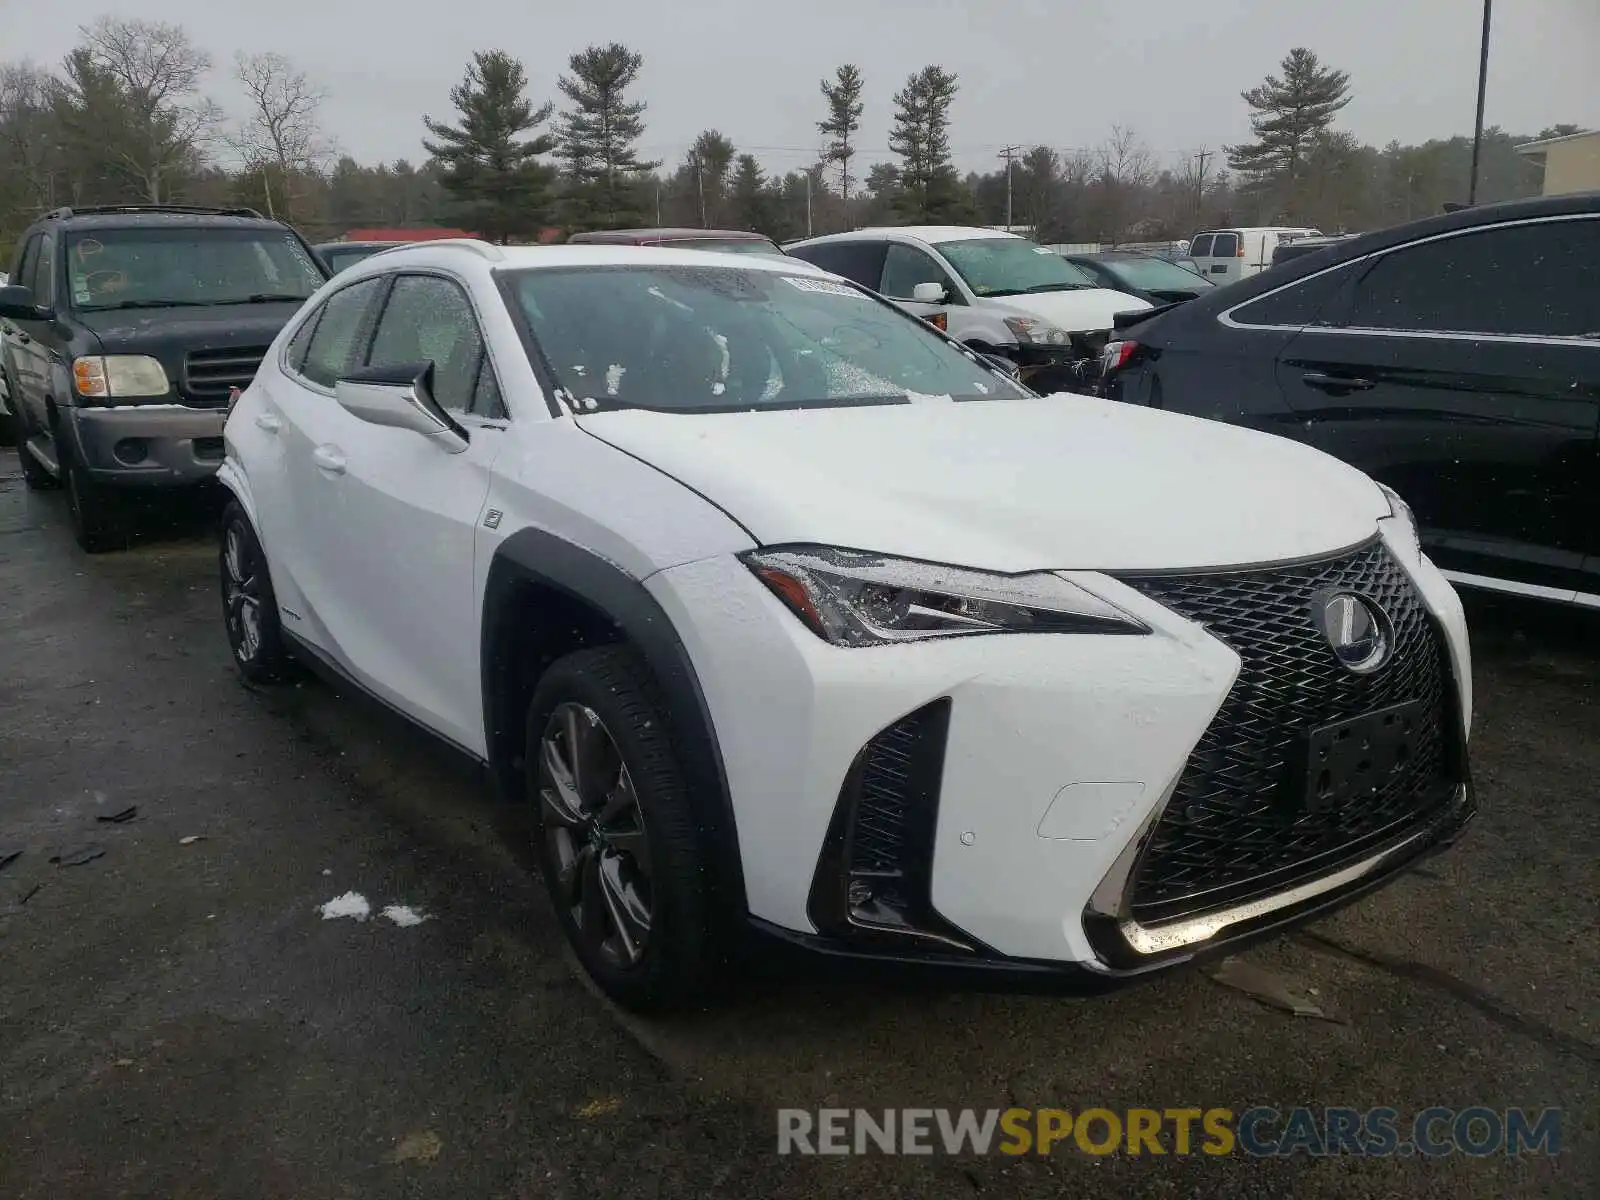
left=807, top=699, right=977, bottom=950
left=183, top=346, right=268, bottom=408
left=1118, top=539, right=1463, bottom=925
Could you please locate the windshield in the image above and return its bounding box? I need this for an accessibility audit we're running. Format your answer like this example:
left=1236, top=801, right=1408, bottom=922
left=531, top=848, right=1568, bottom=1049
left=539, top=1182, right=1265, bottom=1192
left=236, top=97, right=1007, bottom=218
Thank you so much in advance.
left=1098, top=256, right=1216, bottom=291
left=933, top=238, right=1098, bottom=297
left=656, top=237, right=785, bottom=258
left=505, top=265, right=1027, bottom=413
left=66, top=227, right=326, bottom=311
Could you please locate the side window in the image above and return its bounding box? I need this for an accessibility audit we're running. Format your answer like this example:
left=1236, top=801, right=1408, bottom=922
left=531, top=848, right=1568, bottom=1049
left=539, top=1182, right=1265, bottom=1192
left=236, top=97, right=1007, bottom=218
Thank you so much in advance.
left=14, top=235, right=41, bottom=296
left=1211, top=232, right=1239, bottom=258
left=31, top=236, right=56, bottom=307
left=285, top=308, right=322, bottom=373
left=471, top=357, right=506, bottom=419
left=1189, top=234, right=1214, bottom=259
left=879, top=244, right=956, bottom=300
left=365, top=274, right=486, bottom=414
left=301, top=277, right=384, bottom=387
left=786, top=241, right=886, bottom=288
left=1229, top=262, right=1358, bottom=329
left=1346, top=219, right=1600, bottom=338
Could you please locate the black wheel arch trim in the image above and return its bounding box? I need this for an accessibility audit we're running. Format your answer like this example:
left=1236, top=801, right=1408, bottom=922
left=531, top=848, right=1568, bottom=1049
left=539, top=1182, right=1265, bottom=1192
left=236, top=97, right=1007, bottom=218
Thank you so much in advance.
left=483, top=526, right=748, bottom=920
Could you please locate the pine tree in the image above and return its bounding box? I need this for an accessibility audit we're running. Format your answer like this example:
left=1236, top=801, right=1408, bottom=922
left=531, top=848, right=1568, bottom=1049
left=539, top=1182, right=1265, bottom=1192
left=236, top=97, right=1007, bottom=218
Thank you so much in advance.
left=421, top=50, right=555, bottom=243
left=887, top=66, right=968, bottom=223
left=555, top=43, right=659, bottom=230
left=686, top=129, right=735, bottom=227
left=1227, top=48, right=1352, bottom=185
left=728, top=153, right=771, bottom=234
left=818, top=64, right=864, bottom=207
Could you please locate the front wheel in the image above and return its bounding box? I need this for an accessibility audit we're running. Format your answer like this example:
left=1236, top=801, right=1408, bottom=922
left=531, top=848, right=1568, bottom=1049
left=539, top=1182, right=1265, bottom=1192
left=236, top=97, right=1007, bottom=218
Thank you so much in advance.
left=220, top=501, right=297, bottom=683
left=63, top=449, right=127, bottom=553
left=526, top=646, right=711, bottom=1012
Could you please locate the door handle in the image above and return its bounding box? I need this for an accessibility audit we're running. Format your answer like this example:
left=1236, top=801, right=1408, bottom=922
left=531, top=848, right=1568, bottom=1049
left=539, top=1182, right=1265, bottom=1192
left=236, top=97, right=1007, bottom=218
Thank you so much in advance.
left=1300, top=371, right=1375, bottom=393
left=311, top=444, right=347, bottom=475
left=254, top=411, right=281, bottom=433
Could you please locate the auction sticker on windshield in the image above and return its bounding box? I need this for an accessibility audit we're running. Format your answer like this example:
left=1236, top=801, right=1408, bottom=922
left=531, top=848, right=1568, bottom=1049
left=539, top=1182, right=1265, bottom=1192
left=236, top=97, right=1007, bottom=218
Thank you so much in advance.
left=782, top=276, right=866, bottom=298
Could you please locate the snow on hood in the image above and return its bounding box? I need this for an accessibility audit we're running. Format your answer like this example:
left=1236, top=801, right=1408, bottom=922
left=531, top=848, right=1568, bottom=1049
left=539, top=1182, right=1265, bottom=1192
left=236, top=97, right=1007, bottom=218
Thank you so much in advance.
left=984, top=288, right=1152, bottom=333
left=576, top=395, right=1389, bottom=573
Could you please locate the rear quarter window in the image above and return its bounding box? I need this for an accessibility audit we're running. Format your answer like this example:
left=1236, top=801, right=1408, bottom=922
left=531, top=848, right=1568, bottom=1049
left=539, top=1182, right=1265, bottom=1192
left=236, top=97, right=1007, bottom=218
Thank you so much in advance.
left=1227, top=263, right=1357, bottom=329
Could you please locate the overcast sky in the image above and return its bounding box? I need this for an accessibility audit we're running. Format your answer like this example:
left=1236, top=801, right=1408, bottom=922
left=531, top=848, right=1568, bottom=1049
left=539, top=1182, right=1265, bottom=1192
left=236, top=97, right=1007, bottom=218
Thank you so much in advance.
left=4, top=0, right=1595, bottom=176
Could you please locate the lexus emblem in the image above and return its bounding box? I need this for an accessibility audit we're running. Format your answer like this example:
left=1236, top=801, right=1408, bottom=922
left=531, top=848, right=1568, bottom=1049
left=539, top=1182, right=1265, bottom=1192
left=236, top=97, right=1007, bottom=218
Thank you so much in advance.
left=1317, top=592, right=1392, bottom=674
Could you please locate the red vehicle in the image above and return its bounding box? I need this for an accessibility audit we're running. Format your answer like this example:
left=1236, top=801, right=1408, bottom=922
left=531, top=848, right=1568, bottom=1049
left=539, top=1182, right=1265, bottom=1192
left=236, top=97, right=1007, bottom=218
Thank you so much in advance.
left=566, top=228, right=786, bottom=258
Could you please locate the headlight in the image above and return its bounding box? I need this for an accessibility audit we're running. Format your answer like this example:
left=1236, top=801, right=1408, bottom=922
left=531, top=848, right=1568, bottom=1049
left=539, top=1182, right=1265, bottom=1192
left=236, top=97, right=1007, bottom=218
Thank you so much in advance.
left=72, top=355, right=170, bottom=398
left=742, top=546, right=1149, bottom=646
left=1377, top=482, right=1421, bottom=558
left=1002, top=315, right=1071, bottom=346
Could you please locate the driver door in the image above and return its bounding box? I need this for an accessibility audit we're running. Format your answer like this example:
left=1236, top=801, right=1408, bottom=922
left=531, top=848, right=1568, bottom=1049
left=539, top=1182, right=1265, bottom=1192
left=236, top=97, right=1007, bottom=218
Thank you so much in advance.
left=878, top=243, right=961, bottom=323
left=293, top=271, right=507, bottom=753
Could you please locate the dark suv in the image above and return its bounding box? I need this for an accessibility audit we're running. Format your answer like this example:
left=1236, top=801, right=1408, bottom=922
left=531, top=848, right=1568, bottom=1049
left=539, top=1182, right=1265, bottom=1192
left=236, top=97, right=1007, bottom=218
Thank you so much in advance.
left=1101, top=192, right=1600, bottom=608
left=0, top=205, right=329, bottom=550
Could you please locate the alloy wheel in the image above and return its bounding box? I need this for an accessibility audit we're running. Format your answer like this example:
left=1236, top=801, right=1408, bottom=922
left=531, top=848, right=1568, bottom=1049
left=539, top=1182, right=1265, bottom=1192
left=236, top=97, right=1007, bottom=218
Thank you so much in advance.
left=536, top=702, right=654, bottom=968
left=222, top=522, right=263, bottom=663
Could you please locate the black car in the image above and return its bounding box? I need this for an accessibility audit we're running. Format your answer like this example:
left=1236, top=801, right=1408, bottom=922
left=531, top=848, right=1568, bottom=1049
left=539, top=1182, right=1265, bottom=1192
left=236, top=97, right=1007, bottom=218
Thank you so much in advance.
left=1101, top=191, right=1600, bottom=608
left=1066, top=250, right=1216, bottom=305
left=314, top=240, right=404, bottom=274
left=0, top=205, right=329, bottom=551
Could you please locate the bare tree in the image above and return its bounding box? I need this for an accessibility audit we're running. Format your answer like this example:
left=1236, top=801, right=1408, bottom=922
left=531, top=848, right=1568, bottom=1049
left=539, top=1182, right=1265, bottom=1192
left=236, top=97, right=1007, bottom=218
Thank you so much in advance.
left=68, top=17, right=221, bottom=202
left=1093, top=125, right=1156, bottom=242
left=232, top=51, right=330, bottom=219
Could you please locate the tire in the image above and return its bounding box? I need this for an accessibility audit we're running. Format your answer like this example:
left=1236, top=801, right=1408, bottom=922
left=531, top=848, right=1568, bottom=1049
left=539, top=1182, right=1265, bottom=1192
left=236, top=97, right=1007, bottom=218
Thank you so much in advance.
left=0, top=410, right=15, bottom=449
left=219, top=501, right=297, bottom=684
left=62, top=444, right=127, bottom=553
left=526, top=646, right=711, bottom=1012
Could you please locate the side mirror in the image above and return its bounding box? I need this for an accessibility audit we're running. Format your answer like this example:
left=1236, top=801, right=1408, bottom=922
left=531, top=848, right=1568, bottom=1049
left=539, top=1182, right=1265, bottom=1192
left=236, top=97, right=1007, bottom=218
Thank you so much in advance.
left=334, top=362, right=469, bottom=453
left=0, top=284, right=44, bottom=322
left=911, top=281, right=947, bottom=304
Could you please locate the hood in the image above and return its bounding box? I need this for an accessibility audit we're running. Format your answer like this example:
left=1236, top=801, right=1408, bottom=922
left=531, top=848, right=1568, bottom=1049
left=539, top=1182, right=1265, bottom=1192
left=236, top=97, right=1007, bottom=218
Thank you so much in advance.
left=576, top=396, right=1389, bottom=573
left=77, top=301, right=303, bottom=352
left=986, top=288, right=1152, bottom=333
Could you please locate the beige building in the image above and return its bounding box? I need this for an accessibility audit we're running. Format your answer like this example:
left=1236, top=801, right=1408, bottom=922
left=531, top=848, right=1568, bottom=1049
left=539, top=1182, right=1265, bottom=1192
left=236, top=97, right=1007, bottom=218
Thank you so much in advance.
left=1515, top=129, right=1600, bottom=196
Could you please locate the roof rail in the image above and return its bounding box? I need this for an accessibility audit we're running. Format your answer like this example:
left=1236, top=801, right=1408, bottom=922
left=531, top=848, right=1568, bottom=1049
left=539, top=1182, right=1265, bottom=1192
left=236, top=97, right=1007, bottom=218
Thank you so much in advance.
left=366, top=238, right=506, bottom=262
left=43, top=204, right=267, bottom=221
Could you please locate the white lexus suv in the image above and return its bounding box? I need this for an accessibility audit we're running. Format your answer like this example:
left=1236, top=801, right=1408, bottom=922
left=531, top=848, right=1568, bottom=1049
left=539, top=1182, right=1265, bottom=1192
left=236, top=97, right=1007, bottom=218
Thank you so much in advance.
left=218, top=240, right=1474, bottom=1011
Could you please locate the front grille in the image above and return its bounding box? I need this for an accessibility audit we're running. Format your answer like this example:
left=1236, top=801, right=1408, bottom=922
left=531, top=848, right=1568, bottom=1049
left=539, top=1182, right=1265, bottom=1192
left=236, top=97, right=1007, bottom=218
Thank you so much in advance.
left=1119, top=539, right=1460, bottom=925
left=182, top=346, right=267, bottom=408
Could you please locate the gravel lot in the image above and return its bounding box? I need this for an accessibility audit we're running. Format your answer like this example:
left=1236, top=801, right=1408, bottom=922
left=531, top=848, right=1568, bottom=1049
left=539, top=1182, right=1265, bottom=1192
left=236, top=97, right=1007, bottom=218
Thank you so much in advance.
left=1, top=448, right=1594, bottom=1198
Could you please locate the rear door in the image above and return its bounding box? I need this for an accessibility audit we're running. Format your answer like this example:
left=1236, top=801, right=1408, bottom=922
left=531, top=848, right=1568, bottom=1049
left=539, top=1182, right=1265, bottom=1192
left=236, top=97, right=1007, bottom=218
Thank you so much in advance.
left=1275, top=214, right=1600, bottom=598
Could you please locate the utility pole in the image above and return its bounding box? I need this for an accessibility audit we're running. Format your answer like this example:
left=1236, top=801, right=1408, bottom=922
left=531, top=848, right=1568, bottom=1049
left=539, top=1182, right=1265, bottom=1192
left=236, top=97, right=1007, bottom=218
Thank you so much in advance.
left=998, top=145, right=1021, bottom=230
left=1192, top=148, right=1213, bottom=217
left=804, top=169, right=812, bottom=238
left=1468, top=0, right=1493, bottom=205
left=690, top=152, right=706, bottom=228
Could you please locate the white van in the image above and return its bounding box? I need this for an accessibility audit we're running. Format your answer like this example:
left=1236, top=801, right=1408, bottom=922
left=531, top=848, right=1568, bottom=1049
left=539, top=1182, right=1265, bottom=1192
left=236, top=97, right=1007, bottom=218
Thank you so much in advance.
left=1187, top=227, right=1321, bottom=283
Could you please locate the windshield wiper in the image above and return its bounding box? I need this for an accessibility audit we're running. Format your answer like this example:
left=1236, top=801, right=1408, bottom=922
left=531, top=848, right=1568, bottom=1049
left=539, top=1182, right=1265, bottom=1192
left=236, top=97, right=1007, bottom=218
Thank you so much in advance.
left=1023, top=282, right=1089, bottom=293
left=80, top=299, right=213, bottom=311
left=212, top=293, right=315, bottom=304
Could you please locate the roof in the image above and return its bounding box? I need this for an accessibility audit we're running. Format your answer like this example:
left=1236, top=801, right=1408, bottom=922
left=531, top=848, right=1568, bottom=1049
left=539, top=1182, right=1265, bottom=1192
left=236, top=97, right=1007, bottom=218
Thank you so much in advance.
left=1515, top=129, right=1600, bottom=162
left=336, top=241, right=832, bottom=277
left=788, top=225, right=1026, bottom=250
left=314, top=240, right=404, bottom=252
left=34, top=207, right=283, bottom=232
left=340, top=227, right=475, bottom=242
left=569, top=228, right=774, bottom=244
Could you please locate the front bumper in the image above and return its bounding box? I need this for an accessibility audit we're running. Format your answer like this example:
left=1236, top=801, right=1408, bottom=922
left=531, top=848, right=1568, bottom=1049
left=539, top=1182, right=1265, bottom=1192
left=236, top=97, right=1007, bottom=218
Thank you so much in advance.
left=66, top=404, right=227, bottom=486
left=650, top=524, right=1472, bottom=982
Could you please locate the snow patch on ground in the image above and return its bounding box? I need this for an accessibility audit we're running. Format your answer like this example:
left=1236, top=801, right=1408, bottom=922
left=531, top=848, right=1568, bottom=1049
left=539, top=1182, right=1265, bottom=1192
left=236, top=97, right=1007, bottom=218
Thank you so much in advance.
left=381, top=904, right=431, bottom=928
left=319, top=892, right=370, bottom=921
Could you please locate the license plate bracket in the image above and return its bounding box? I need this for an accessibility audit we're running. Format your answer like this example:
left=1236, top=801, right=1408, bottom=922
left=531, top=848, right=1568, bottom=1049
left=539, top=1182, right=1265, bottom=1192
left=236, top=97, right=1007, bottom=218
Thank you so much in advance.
left=1292, top=699, right=1425, bottom=815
